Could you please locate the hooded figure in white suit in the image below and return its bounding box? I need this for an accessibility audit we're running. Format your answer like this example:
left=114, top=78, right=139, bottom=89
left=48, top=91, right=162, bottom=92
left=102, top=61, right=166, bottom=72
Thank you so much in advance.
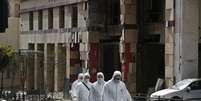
left=76, top=73, right=92, bottom=101
left=102, top=71, right=132, bottom=101
left=88, top=72, right=105, bottom=101
left=70, top=73, right=84, bottom=100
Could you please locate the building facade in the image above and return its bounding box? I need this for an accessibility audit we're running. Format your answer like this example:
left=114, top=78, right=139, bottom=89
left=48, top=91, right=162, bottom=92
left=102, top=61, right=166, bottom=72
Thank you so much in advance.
left=19, top=0, right=201, bottom=96
left=20, top=0, right=89, bottom=92
left=121, top=0, right=201, bottom=95
left=0, top=0, right=21, bottom=90
left=19, top=0, right=136, bottom=94
left=165, top=0, right=201, bottom=87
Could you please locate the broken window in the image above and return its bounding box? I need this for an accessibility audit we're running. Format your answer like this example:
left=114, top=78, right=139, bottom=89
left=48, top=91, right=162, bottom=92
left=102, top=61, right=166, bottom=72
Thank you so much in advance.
left=71, top=5, right=78, bottom=27
left=29, top=11, right=33, bottom=30
left=59, top=6, right=65, bottom=28
left=48, top=8, right=53, bottom=29
left=38, top=10, right=43, bottom=30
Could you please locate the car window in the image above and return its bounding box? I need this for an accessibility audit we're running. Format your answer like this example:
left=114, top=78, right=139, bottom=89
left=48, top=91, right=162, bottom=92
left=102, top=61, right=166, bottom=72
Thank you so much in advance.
left=189, top=81, right=201, bottom=90
left=171, top=79, right=194, bottom=90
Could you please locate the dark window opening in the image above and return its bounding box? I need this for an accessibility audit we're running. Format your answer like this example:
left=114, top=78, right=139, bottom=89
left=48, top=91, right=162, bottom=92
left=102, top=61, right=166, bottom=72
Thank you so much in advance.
left=138, top=0, right=165, bottom=43
left=84, top=2, right=88, bottom=10
left=38, top=10, right=43, bottom=30
left=108, top=0, right=120, bottom=25
left=59, top=6, right=65, bottom=28
left=101, top=43, right=121, bottom=81
left=28, top=43, right=34, bottom=50
left=72, top=6, right=78, bottom=27
left=48, top=8, right=53, bottom=29
left=148, top=0, right=164, bottom=22
left=137, top=0, right=165, bottom=94
left=29, top=11, right=33, bottom=30
left=144, top=35, right=161, bottom=43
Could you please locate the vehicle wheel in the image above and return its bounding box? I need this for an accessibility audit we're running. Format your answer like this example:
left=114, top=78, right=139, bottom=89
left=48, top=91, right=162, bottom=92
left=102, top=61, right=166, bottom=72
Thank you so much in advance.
left=170, top=96, right=182, bottom=101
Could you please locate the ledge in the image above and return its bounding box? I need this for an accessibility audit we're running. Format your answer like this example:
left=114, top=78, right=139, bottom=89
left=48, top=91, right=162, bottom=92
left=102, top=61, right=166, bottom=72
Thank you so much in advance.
left=20, top=0, right=87, bottom=13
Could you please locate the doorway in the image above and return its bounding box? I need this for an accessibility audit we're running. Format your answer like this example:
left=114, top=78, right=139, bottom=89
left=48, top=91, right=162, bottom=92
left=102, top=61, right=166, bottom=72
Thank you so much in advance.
left=100, top=42, right=121, bottom=81
left=137, top=0, right=165, bottom=93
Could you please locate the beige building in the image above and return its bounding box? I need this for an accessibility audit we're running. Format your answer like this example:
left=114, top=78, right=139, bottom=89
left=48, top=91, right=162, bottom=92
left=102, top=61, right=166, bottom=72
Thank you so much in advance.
left=165, top=0, right=201, bottom=87
left=19, top=0, right=201, bottom=96
left=0, top=0, right=21, bottom=89
left=20, top=0, right=86, bottom=92
left=19, top=0, right=134, bottom=94
left=0, top=0, right=20, bottom=49
left=120, top=0, right=201, bottom=95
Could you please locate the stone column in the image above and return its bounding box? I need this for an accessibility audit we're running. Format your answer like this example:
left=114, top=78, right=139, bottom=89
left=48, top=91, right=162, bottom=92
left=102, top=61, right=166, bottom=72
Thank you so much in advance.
left=64, top=43, right=71, bottom=97
left=57, top=44, right=66, bottom=91
left=54, top=44, right=58, bottom=91
left=120, top=0, right=137, bottom=95
left=27, top=44, right=34, bottom=89
left=53, top=8, right=59, bottom=29
left=44, top=44, right=47, bottom=90
left=33, top=11, right=38, bottom=31
left=37, top=44, right=44, bottom=89
left=80, top=32, right=89, bottom=72
left=66, top=44, right=70, bottom=81
left=47, top=44, right=54, bottom=91
left=34, top=43, right=38, bottom=89
left=165, top=0, right=175, bottom=87
left=175, top=0, right=199, bottom=82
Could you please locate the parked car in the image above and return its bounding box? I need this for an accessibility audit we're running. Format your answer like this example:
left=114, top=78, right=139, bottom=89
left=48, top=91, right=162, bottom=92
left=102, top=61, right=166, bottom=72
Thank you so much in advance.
left=0, top=98, right=6, bottom=101
left=150, top=79, right=201, bottom=101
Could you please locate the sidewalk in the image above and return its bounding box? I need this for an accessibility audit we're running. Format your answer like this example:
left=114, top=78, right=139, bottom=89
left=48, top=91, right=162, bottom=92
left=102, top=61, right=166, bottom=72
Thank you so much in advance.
left=63, top=99, right=71, bottom=101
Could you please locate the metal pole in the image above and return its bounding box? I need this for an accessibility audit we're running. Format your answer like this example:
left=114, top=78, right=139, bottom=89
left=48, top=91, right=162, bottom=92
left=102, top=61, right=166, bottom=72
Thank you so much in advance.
left=39, top=89, right=40, bottom=101
left=0, top=71, right=3, bottom=98
left=23, top=82, right=25, bottom=101
left=23, top=55, right=25, bottom=101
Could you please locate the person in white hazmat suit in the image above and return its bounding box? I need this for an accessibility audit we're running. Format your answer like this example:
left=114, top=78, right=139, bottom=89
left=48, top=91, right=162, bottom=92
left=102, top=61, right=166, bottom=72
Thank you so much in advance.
left=70, top=73, right=84, bottom=101
left=88, top=72, right=105, bottom=101
left=76, top=73, right=92, bottom=101
left=102, top=71, right=133, bottom=101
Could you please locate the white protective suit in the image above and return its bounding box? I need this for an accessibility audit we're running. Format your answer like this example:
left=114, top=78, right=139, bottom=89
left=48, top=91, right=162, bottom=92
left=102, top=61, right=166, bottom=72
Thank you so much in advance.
left=89, top=72, right=105, bottom=101
left=76, top=73, right=92, bottom=101
left=70, top=73, right=84, bottom=100
left=102, top=71, right=133, bottom=101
